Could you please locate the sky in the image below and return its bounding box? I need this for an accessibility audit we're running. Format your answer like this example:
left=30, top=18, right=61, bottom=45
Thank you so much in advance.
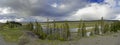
left=0, top=0, right=120, bottom=23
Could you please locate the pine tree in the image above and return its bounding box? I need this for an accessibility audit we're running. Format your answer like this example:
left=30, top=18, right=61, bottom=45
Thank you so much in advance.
left=103, top=24, right=109, bottom=34
left=94, top=23, right=99, bottom=35
left=90, top=30, right=94, bottom=36
left=110, top=21, right=120, bottom=32
left=34, top=21, right=46, bottom=39
left=46, top=18, right=50, bottom=34
left=47, top=20, right=59, bottom=40
left=81, top=22, right=86, bottom=37
left=58, top=24, right=65, bottom=41
left=53, top=20, right=56, bottom=33
left=29, top=22, right=34, bottom=31
left=62, top=22, right=70, bottom=40
left=52, top=20, right=57, bottom=40
left=64, top=22, right=70, bottom=38
left=54, top=25, right=61, bottom=40
left=26, top=22, right=33, bottom=31
left=100, top=17, right=104, bottom=34
left=77, top=19, right=82, bottom=37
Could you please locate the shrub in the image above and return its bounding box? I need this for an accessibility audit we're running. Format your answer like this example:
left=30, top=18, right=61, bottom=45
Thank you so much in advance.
left=111, top=21, right=120, bottom=32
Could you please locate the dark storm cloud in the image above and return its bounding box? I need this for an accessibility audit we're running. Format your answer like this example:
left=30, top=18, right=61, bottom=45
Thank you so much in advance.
left=31, top=0, right=88, bottom=17
left=0, top=0, right=88, bottom=18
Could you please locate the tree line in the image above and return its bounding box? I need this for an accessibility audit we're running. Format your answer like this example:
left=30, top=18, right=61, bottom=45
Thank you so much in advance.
left=25, top=19, right=70, bottom=41
left=25, top=17, right=120, bottom=41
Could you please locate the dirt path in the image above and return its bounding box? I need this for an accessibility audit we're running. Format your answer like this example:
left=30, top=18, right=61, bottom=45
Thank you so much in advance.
left=18, top=31, right=39, bottom=45
left=67, top=32, right=120, bottom=45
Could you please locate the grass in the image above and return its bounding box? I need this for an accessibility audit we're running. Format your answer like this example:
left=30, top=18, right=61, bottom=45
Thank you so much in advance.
left=0, top=27, right=23, bottom=42
left=36, top=39, right=72, bottom=45
left=41, top=22, right=102, bottom=28
left=0, top=21, right=113, bottom=43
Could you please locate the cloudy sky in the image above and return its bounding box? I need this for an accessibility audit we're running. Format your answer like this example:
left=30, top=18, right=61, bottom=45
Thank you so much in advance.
left=0, top=0, right=120, bottom=23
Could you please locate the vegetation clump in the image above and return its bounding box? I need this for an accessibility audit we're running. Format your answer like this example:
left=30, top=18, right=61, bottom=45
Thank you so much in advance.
left=25, top=20, right=71, bottom=41
left=3, top=21, right=22, bottom=28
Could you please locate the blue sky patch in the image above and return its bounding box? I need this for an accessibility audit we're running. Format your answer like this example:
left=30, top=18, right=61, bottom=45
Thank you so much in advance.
left=87, top=0, right=104, bottom=3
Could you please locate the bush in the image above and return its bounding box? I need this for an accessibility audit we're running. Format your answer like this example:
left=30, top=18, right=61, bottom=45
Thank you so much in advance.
left=111, top=21, right=120, bottom=32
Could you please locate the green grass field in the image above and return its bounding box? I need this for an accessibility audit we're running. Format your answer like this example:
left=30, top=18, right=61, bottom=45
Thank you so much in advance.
left=0, top=27, right=23, bottom=42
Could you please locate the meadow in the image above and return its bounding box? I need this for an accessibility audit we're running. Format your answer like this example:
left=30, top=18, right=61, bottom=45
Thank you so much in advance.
left=0, top=18, right=120, bottom=45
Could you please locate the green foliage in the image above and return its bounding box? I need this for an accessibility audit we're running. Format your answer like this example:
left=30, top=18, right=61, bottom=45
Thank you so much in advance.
left=77, top=28, right=81, bottom=37
left=77, top=20, right=82, bottom=37
left=100, top=17, right=104, bottom=34
left=46, top=34, right=55, bottom=40
left=94, top=23, right=99, bottom=35
left=110, top=21, right=120, bottom=32
left=46, top=18, right=50, bottom=34
left=62, top=22, right=70, bottom=40
left=90, top=30, right=94, bottom=36
left=81, top=22, right=86, bottom=37
left=53, top=20, right=56, bottom=33
left=54, top=22, right=71, bottom=41
left=26, top=21, right=47, bottom=39
left=23, top=19, right=120, bottom=41
left=26, top=22, right=34, bottom=31
left=103, top=24, right=110, bottom=33
left=34, top=21, right=46, bottom=39
left=47, top=32, right=60, bottom=40
left=0, top=28, right=23, bottom=42
left=46, top=20, right=61, bottom=40
left=77, top=19, right=86, bottom=37
left=4, top=21, right=22, bottom=28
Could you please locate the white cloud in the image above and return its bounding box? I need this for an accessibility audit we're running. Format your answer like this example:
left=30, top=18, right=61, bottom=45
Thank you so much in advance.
left=0, top=18, right=13, bottom=23
left=115, top=14, right=120, bottom=20
left=59, top=4, right=66, bottom=9
left=29, top=0, right=38, bottom=4
left=66, top=3, right=111, bottom=20
left=0, top=19, right=7, bottom=23
left=0, top=17, right=24, bottom=23
left=34, top=16, right=46, bottom=21
left=15, top=18, right=24, bottom=22
left=51, top=3, right=58, bottom=8
left=51, top=3, right=66, bottom=10
left=0, top=7, right=14, bottom=15
left=105, top=0, right=116, bottom=7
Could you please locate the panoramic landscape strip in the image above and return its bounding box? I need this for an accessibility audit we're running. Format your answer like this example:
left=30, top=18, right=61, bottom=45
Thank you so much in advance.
left=0, top=17, right=120, bottom=45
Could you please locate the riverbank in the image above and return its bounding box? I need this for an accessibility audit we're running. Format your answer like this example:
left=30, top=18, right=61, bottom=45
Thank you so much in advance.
left=24, top=31, right=120, bottom=45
